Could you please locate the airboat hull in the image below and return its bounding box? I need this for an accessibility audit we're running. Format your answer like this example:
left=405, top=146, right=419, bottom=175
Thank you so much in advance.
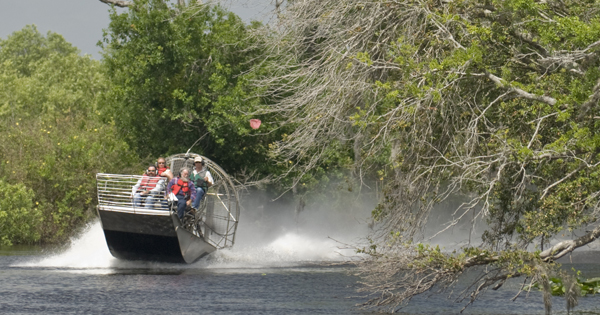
left=98, top=209, right=215, bottom=264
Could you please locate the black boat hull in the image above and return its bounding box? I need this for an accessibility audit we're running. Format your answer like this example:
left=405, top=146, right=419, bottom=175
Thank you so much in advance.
left=98, top=209, right=215, bottom=263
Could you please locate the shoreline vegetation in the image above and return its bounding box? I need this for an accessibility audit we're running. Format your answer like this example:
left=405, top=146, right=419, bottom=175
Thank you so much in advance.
left=0, top=25, right=141, bottom=246
left=3, top=0, right=600, bottom=313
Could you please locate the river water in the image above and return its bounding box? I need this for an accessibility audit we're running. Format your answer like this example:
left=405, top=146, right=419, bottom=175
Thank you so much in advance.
left=2, top=222, right=600, bottom=314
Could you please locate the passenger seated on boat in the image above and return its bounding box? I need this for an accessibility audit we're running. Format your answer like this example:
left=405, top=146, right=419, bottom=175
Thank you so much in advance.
left=167, top=167, right=197, bottom=219
left=191, top=156, right=213, bottom=211
left=131, top=166, right=165, bottom=209
left=156, top=157, right=173, bottom=181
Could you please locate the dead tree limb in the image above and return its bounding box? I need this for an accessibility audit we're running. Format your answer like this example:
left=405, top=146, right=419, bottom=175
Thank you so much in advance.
left=540, top=225, right=600, bottom=261
left=481, top=72, right=557, bottom=106
left=99, top=0, right=133, bottom=7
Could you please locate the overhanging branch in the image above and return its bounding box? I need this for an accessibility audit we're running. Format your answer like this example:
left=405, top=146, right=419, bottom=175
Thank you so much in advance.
left=460, top=224, right=600, bottom=265
left=540, top=225, right=600, bottom=261
left=99, top=0, right=133, bottom=7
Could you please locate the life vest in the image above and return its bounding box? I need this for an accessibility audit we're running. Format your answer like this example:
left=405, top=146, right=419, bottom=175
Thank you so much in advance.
left=139, top=175, right=160, bottom=191
left=158, top=166, right=169, bottom=176
left=172, top=178, right=190, bottom=197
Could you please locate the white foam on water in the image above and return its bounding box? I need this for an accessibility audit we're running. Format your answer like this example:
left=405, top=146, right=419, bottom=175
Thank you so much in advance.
left=16, top=221, right=117, bottom=269
left=14, top=219, right=362, bottom=271
left=15, top=221, right=176, bottom=270
left=198, top=231, right=356, bottom=269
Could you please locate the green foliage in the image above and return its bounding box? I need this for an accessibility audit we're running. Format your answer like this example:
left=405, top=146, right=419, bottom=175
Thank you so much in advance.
left=527, top=271, right=600, bottom=297
left=0, top=26, right=140, bottom=244
left=101, top=0, right=287, bottom=177
left=0, top=25, right=78, bottom=76
left=580, top=277, right=600, bottom=295
left=368, top=0, right=600, bottom=247
left=0, top=180, right=42, bottom=246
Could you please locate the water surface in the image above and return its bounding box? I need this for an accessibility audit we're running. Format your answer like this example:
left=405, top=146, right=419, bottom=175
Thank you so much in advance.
left=2, top=223, right=600, bottom=314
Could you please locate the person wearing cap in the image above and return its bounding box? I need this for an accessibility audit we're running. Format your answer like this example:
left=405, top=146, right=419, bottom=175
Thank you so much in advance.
left=191, top=156, right=214, bottom=211
left=131, top=165, right=165, bottom=209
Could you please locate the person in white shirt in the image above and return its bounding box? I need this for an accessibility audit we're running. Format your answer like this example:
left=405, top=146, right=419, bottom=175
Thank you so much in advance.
left=131, top=165, right=165, bottom=209
left=190, top=156, right=214, bottom=210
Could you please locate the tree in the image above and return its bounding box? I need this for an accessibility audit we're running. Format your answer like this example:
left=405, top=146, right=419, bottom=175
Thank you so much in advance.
left=253, top=0, right=600, bottom=312
left=0, top=25, right=139, bottom=244
left=0, top=180, right=42, bottom=246
left=100, top=0, right=288, bottom=179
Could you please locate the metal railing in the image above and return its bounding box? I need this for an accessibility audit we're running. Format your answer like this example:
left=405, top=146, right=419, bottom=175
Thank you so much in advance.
left=97, top=173, right=169, bottom=216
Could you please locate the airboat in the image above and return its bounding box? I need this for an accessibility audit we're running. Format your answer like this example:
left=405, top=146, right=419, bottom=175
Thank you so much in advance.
left=95, top=153, right=240, bottom=263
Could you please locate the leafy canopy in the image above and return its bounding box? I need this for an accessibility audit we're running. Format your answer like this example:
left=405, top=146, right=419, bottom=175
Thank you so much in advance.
left=0, top=25, right=139, bottom=244
left=101, top=0, right=287, bottom=177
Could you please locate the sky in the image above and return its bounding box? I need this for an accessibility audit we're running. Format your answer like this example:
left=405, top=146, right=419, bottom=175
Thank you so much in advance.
left=0, top=0, right=275, bottom=60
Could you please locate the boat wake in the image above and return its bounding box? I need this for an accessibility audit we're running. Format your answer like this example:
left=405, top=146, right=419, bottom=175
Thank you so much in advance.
left=14, top=219, right=362, bottom=271
left=199, top=231, right=357, bottom=269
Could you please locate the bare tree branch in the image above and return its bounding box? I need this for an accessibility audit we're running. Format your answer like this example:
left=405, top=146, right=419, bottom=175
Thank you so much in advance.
left=480, top=72, right=557, bottom=106
left=540, top=225, right=600, bottom=261
left=99, top=0, right=133, bottom=7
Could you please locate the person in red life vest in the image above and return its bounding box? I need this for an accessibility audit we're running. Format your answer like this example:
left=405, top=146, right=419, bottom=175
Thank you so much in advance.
left=131, top=165, right=165, bottom=209
left=167, top=167, right=197, bottom=219
left=156, top=157, right=173, bottom=181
